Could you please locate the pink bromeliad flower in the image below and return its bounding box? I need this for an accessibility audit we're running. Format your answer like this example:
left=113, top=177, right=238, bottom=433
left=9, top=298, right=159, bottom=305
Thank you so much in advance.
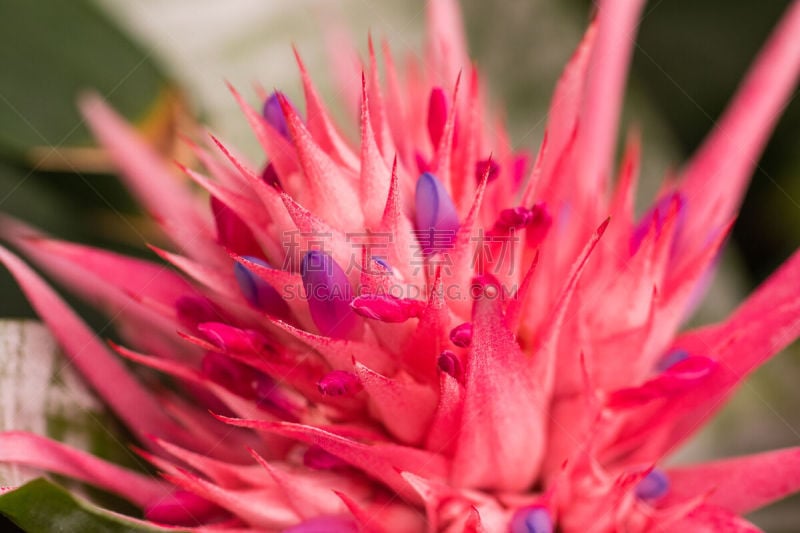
left=3, top=0, right=800, bottom=531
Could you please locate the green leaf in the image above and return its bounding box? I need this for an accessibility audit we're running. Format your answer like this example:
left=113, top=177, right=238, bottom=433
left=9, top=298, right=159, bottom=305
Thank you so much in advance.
left=0, top=478, right=180, bottom=533
left=0, top=0, right=172, bottom=161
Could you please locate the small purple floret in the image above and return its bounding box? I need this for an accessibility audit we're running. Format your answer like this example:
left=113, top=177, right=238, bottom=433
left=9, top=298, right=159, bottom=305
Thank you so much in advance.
left=262, top=91, right=293, bottom=139
left=635, top=468, right=670, bottom=501
left=509, top=506, right=553, bottom=533
left=234, top=256, right=290, bottom=318
left=415, top=172, right=460, bottom=255
left=301, top=251, right=358, bottom=338
left=656, top=348, right=690, bottom=372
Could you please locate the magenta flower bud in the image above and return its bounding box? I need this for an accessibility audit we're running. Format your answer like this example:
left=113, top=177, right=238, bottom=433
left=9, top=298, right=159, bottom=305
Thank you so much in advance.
left=634, top=468, right=670, bottom=501
left=261, top=162, right=280, bottom=188
left=511, top=152, right=530, bottom=186
left=301, top=251, right=357, bottom=338
left=427, top=87, right=448, bottom=148
left=449, top=322, right=473, bottom=347
left=351, top=294, right=423, bottom=323
left=234, top=256, right=290, bottom=318
left=144, top=490, right=221, bottom=525
left=494, top=206, right=534, bottom=233
left=317, top=370, right=362, bottom=397
left=197, top=322, right=270, bottom=354
left=201, top=352, right=256, bottom=397
left=509, top=506, right=553, bottom=533
left=415, top=172, right=460, bottom=256
left=437, top=350, right=463, bottom=381
left=475, top=158, right=500, bottom=183
left=262, top=91, right=295, bottom=139
left=526, top=202, right=553, bottom=248
left=303, top=445, right=349, bottom=470
left=175, top=296, right=219, bottom=330
left=211, top=196, right=262, bottom=257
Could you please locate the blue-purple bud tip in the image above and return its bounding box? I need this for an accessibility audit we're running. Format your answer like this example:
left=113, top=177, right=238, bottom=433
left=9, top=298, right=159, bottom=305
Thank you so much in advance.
left=415, top=172, right=460, bottom=256
left=635, top=468, right=670, bottom=501
left=234, top=256, right=290, bottom=318
left=371, top=256, right=392, bottom=272
left=301, top=251, right=357, bottom=338
left=656, top=348, right=689, bottom=373
left=262, top=91, right=298, bottom=140
left=509, top=506, right=553, bottom=533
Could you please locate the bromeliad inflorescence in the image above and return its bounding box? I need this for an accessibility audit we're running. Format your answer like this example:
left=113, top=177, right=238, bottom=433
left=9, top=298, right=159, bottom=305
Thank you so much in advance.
left=2, top=0, right=800, bottom=531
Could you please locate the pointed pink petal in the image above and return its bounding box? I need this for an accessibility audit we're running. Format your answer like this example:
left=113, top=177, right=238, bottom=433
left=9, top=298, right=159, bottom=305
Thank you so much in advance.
left=424, top=372, right=464, bottom=455
left=78, top=93, right=219, bottom=263
left=451, top=276, right=545, bottom=491
left=366, top=36, right=396, bottom=159
left=425, top=0, right=469, bottom=85
left=0, top=246, right=185, bottom=443
left=164, top=469, right=299, bottom=528
left=664, top=447, right=800, bottom=515
left=225, top=83, right=299, bottom=181
left=575, top=0, right=646, bottom=192
left=681, top=1, right=800, bottom=241
left=215, top=418, right=448, bottom=503
left=354, top=363, right=437, bottom=445
left=277, top=93, right=363, bottom=230
left=667, top=505, right=763, bottom=533
left=0, top=431, right=169, bottom=507
left=358, top=74, right=393, bottom=227
left=293, top=46, right=359, bottom=171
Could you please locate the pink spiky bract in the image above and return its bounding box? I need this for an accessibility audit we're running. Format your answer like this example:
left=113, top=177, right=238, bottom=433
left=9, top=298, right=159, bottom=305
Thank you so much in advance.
left=2, top=0, right=800, bottom=531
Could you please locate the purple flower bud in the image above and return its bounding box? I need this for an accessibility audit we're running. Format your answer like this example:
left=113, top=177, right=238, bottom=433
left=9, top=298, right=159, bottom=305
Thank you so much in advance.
left=317, top=370, right=362, bottom=397
left=509, top=506, right=553, bottom=533
left=371, top=256, right=392, bottom=272
left=301, top=251, right=357, bottom=338
left=635, top=468, right=670, bottom=501
left=437, top=350, right=463, bottom=381
left=234, top=256, right=290, bottom=318
left=656, top=348, right=690, bottom=372
left=449, top=322, right=473, bottom=347
left=262, top=91, right=296, bottom=139
left=415, top=172, right=460, bottom=256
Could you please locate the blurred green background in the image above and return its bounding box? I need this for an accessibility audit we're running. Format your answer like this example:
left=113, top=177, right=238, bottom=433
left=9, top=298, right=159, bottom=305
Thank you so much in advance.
left=0, top=0, right=798, bottom=529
